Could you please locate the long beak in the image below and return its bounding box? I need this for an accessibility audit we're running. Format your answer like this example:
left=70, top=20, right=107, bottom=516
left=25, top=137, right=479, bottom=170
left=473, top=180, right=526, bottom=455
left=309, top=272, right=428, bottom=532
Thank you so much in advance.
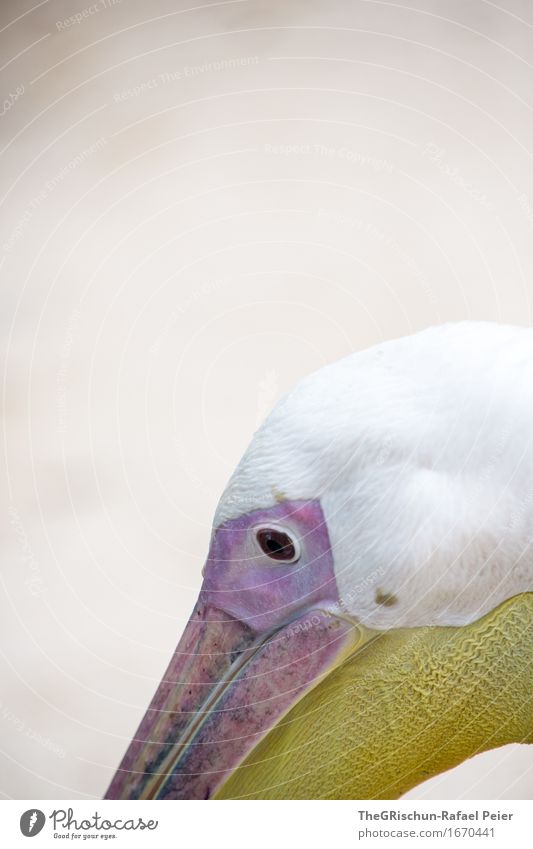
left=105, top=599, right=364, bottom=799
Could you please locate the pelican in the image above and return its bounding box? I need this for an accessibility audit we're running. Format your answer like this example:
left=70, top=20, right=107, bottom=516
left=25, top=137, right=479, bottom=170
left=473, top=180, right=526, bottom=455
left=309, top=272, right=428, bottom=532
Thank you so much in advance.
left=106, top=321, right=533, bottom=800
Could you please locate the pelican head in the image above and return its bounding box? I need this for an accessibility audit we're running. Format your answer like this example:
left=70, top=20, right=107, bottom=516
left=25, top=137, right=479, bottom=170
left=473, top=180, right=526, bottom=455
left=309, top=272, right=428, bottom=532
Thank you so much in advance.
left=106, top=321, right=533, bottom=799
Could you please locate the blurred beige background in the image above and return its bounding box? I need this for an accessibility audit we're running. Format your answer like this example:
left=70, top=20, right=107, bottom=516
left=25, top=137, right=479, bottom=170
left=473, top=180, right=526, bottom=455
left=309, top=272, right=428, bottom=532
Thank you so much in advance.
left=2, top=0, right=533, bottom=799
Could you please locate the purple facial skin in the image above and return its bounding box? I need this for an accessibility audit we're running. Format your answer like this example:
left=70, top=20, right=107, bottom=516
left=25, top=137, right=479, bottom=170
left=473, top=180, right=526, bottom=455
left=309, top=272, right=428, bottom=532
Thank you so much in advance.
left=105, top=500, right=356, bottom=800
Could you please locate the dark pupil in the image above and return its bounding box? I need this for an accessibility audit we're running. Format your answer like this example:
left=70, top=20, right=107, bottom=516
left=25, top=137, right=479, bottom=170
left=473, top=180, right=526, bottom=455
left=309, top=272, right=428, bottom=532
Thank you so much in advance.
left=257, top=529, right=295, bottom=561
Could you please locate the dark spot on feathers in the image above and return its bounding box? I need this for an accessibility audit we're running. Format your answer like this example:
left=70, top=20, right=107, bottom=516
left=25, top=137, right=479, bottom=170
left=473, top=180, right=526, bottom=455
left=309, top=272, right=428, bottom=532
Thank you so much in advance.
left=375, top=589, right=398, bottom=607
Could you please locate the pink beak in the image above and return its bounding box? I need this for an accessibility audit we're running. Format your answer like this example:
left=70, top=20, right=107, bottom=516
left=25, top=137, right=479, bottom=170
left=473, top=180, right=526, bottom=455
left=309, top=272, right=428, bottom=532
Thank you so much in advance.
left=105, top=500, right=357, bottom=799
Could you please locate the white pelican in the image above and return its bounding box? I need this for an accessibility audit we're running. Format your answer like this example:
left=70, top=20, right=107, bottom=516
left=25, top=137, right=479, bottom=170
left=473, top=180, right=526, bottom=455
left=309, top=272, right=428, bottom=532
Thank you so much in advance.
left=106, top=321, right=533, bottom=799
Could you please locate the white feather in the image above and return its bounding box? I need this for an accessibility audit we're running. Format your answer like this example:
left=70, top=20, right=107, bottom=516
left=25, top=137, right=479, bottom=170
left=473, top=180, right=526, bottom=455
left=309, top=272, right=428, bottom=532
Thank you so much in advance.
left=215, top=322, right=533, bottom=627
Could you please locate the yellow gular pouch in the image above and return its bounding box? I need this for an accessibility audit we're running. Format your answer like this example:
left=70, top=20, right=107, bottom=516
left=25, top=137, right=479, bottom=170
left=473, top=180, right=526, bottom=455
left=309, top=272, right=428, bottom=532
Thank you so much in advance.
left=216, top=593, right=533, bottom=800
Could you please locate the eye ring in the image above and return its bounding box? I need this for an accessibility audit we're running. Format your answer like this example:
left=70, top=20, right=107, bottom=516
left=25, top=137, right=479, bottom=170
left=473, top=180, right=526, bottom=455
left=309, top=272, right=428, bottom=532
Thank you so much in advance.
left=254, top=524, right=301, bottom=564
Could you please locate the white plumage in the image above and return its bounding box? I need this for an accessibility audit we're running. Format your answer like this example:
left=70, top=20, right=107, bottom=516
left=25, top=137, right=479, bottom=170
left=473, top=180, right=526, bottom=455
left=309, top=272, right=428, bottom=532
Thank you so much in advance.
left=216, top=322, right=533, bottom=628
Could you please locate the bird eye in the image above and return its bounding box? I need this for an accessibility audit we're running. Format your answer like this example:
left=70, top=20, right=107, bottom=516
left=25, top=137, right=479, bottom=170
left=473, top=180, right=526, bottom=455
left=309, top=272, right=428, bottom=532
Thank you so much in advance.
left=255, top=527, right=300, bottom=563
